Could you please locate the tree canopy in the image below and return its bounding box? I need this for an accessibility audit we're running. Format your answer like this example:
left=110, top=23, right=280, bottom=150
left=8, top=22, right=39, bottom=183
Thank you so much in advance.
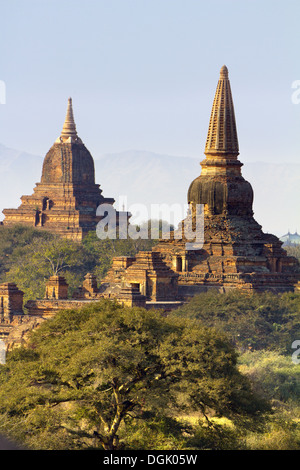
left=173, top=290, right=300, bottom=354
left=0, top=225, right=156, bottom=301
left=0, top=300, right=268, bottom=450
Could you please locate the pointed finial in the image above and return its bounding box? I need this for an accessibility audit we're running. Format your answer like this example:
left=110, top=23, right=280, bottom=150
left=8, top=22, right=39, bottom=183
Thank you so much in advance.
left=220, top=65, right=228, bottom=79
left=204, top=65, right=239, bottom=157
left=56, top=97, right=82, bottom=144
left=61, top=97, right=77, bottom=139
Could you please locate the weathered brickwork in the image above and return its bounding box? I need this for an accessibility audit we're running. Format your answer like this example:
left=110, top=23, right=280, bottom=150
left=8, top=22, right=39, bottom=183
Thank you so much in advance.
left=1, top=67, right=299, bottom=350
left=2, top=98, right=126, bottom=240
left=106, top=66, right=300, bottom=296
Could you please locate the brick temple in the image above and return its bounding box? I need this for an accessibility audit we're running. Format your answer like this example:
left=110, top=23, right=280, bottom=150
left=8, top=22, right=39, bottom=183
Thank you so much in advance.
left=0, top=66, right=299, bottom=350
left=104, top=66, right=300, bottom=297
left=2, top=98, right=125, bottom=240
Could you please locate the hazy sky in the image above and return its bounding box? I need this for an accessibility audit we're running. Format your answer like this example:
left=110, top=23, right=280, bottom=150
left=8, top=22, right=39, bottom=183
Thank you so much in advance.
left=1, top=0, right=300, bottom=164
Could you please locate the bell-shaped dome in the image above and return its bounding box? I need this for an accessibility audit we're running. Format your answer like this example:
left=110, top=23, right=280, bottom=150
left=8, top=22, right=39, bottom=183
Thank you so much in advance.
left=41, top=98, right=95, bottom=185
left=188, top=175, right=254, bottom=216
left=188, top=66, right=254, bottom=217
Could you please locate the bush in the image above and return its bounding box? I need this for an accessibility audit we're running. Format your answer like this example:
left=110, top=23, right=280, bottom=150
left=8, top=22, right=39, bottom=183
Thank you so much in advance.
left=238, top=350, right=300, bottom=403
left=174, top=290, right=300, bottom=354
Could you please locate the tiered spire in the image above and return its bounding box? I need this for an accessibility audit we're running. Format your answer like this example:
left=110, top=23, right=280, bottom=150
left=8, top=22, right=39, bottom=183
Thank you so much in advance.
left=204, top=65, right=239, bottom=158
left=57, top=97, right=82, bottom=143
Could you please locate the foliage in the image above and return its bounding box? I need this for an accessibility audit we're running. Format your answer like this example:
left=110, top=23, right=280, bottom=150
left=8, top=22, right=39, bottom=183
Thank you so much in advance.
left=186, top=420, right=247, bottom=450
left=82, top=231, right=157, bottom=280
left=171, top=290, right=300, bottom=450
left=0, top=225, right=53, bottom=277
left=174, top=290, right=300, bottom=354
left=0, top=224, right=156, bottom=301
left=119, top=414, right=190, bottom=450
left=0, top=300, right=268, bottom=450
left=0, top=226, right=299, bottom=450
left=243, top=411, right=300, bottom=450
left=239, top=350, right=300, bottom=403
left=285, top=244, right=300, bottom=262
left=4, top=234, right=94, bottom=301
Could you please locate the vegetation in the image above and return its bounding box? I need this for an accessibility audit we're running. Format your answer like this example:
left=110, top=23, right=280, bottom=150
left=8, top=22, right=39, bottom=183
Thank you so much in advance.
left=174, top=290, right=300, bottom=450
left=0, top=300, right=269, bottom=450
left=0, top=225, right=156, bottom=301
left=0, top=225, right=299, bottom=450
left=285, top=244, right=300, bottom=263
left=173, top=290, right=300, bottom=354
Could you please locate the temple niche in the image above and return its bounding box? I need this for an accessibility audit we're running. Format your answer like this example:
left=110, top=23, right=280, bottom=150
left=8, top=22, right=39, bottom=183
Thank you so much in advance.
left=2, top=98, right=127, bottom=241
left=105, top=66, right=300, bottom=297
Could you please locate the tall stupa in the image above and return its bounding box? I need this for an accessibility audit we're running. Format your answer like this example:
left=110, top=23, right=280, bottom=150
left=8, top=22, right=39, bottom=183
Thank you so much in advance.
left=3, top=98, right=123, bottom=240
left=152, top=65, right=299, bottom=293
left=103, top=66, right=299, bottom=298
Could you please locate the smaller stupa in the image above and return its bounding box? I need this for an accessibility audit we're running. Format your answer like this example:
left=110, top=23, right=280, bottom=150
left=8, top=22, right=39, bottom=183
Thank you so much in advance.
left=3, top=98, right=124, bottom=240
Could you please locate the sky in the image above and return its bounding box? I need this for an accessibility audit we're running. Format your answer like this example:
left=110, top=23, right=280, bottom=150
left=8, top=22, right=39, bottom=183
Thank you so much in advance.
left=1, top=0, right=300, bottom=164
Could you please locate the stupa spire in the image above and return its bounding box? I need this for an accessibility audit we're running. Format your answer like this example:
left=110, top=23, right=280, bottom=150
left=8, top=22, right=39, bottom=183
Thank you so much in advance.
left=204, top=65, right=239, bottom=158
left=58, top=97, right=81, bottom=143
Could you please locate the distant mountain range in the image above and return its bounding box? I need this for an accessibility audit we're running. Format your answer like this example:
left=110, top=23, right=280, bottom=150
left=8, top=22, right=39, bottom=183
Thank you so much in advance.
left=0, top=144, right=299, bottom=237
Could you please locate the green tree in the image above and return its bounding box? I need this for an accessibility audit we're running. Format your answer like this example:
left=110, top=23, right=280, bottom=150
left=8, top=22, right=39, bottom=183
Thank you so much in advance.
left=5, top=236, right=95, bottom=300
left=82, top=230, right=157, bottom=280
left=239, top=350, right=300, bottom=403
left=174, top=290, right=300, bottom=354
left=0, top=223, right=157, bottom=302
left=0, top=301, right=268, bottom=450
left=0, top=225, right=54, bottom=281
